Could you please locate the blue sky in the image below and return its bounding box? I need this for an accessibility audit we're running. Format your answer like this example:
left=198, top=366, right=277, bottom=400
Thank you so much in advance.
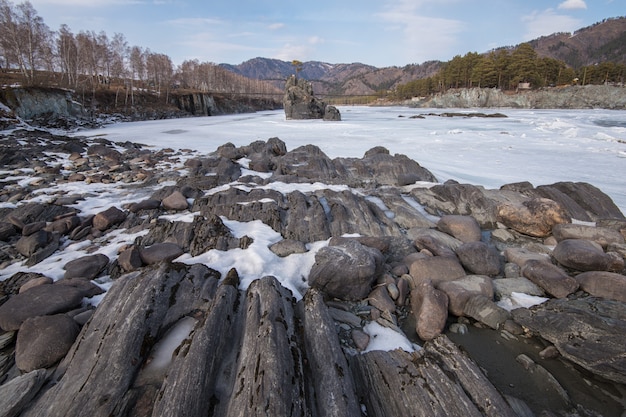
left=27, top=0, right=623, bottom=67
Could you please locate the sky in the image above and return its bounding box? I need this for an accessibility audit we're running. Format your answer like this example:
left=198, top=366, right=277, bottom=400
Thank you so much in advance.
left=26, top=0, right=623, bottom=67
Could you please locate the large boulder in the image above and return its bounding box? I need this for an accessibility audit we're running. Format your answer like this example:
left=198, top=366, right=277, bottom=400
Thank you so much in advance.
left=63, top=254, right=110, bottom=279
left=411, top=278, right=448, bottom=341
left=15, top=314, right=80, bottom=372
left=0, top=284, right=85, bottom=331
left=552, top=223, right=625, bottom=248
left=308, top=239, right=382, bottom=300
left=553, top=239, right=623, bottom=272
left=438, top=275, right=494, bottom=317
left=575, top=271, right=626, bottom=302
left=408, top=256, right=465, bottom=287
left=437, top=215, right=482, bottom=243
left=455, top=241, right=502, bottom=276
left=521, top=260, right=579, bottom=298
left=496, top=198, right=570, bottom=237
left=283, top=75, right=340, bottom=121
left=93, top=206, right=126, bottom=231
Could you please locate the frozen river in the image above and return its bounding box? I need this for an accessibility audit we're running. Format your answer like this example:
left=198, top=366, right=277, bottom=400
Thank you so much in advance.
left=77, top=106, right=626, bottom=213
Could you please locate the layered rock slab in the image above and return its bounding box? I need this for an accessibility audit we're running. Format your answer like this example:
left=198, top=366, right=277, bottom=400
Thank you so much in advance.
left=512, top=297, right=626, bottom=384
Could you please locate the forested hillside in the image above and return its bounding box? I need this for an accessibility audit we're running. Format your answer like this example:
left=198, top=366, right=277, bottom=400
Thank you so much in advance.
left=0, top=0, right=281, bottom=102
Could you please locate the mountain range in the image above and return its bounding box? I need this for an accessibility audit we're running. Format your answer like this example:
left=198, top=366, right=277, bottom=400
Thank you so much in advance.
left=220, top=16, right=626, bottom=97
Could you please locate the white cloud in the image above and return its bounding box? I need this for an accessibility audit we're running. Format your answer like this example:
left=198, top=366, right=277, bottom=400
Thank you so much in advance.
left=268, top=23, right=285, bottom=30
left=167, top=17, right=224, bottom=26
left=308, top=36, right=324, bottom=45
left=522, top=9, right=581, bottom=40
left=558, top=0, right=587, bottom=10
left=378, top=0, right=464, bottom=63
left=29, top=0, right=145, bottom=6
left=273, top=43, right=312, bottom=62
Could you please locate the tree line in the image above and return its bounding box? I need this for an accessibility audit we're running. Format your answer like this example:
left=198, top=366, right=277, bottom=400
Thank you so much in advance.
left=394, top=43, right=626, bottom=100
left=0, top=0, right=280, bottom=103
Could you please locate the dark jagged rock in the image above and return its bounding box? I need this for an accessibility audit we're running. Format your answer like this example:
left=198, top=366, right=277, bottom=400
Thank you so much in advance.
left=0, top=369, right=47, bottom=417
left=309, top=239, right=383, bottom=301
left=411, top=182, right=499, bottom=228
left=350, top=336, right=517, bottom=417
left=548, top=181, right=625, bottom=220
left=335, top=147, right=437, bottom=186
left=20, top=263, right=218, bottom=417
left=512, top=297, right=626, bottom=384
left=301, top=288, right=361, bottom=416
left=283, top=75, right=340, bottom=121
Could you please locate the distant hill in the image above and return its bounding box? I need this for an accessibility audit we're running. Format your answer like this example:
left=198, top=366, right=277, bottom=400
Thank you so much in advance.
left=221, top=17, right=625, bottom=96
left=528, top=16, right=626, bottom=68
left=220, top=59, right=442, bottom=97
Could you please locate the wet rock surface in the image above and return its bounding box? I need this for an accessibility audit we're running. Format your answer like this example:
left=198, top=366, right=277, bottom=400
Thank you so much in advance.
left=0, top=128, right=624, bottom=417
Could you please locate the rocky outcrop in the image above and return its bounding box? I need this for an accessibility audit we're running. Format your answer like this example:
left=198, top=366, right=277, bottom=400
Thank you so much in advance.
left=0, top=87, right=281, bottom=130
left=512, top=297, right=626, bottom=384
left=0, top=87, right=85, bottom=121
left=411, top=85, right=626, bottom=109
left=283, top=75, right=341, bottom=120
left=0, top=131, right=625, bottom=417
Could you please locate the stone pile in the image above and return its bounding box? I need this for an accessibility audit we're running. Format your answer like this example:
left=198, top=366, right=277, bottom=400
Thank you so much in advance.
left=0, top=128, right=624, bottom=416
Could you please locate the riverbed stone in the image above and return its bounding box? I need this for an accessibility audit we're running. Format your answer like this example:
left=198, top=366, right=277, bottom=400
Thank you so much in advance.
left=552, top=223, right=625, bottom=248
left=63, top=253, right=110, bottom=279
left=411, top=278, right=448, bottom=341
left=15, top=230, right=49, bottom=257
left=269, top=239, right=308, bottom=257
left=18, top=276, right=53, bottom=293
left=368, top=285, right=396, bottom=315
left=521, top=260, right=579, bottom=298
left=0, top=284, right=85, bottom=331
left=408, top=255, right=465, bottom=287
left=162, top=190, right=189, bottom=211
left=138, top=243, right=184, bottom=265
left=553, top=238, right=619, bottom=272
left=438, top=275, right=494, bottom=317
left=93, top=206, right=126, bottom=231
left=437, top=214, right=482, bottom=243
left=492, top=277, right=545, bottom=299
left=309, top=239, right=382, bottom=300
left=575, top=271, right=626, bottom=302
left=128, top=198, right=161, bottom=212
left=118, top=246, right=143, bottom=271
left=456, top=241, right=502, bottom=276
left=15, top=313, right=80, bottom=372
